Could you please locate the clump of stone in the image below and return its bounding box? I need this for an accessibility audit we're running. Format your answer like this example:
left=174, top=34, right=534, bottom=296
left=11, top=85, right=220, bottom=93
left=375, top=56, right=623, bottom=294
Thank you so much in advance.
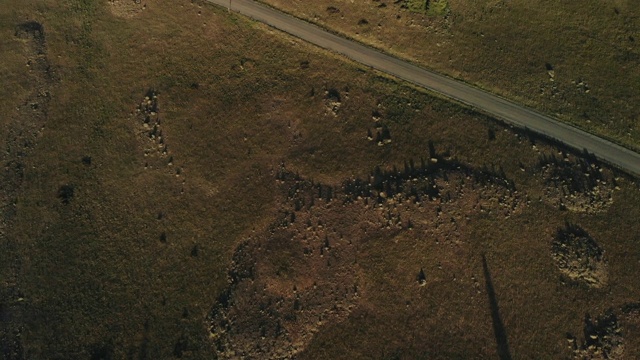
left=135, top=89, right=170, bottom=163
left=567, top=310, right=623, bottom=359
left=539, top=153, right=615, bottom=213
left=324, top=88, right=342, bottom=116
left=552, top=224, right=607, bottom=287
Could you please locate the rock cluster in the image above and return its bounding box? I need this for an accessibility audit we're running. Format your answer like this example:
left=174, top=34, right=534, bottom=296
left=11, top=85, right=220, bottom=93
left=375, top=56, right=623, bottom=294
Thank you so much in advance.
left=552, top=224, right=607, bottom=288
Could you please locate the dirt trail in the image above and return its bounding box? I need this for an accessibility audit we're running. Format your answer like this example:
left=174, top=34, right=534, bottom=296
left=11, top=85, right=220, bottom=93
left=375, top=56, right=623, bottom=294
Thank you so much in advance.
left=0, top=21, right=54, bottom=360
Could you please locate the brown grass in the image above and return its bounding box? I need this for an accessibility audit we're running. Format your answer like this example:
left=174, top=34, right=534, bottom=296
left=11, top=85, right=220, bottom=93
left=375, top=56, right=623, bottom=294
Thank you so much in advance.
left=0, top=0, right=639, bottom=359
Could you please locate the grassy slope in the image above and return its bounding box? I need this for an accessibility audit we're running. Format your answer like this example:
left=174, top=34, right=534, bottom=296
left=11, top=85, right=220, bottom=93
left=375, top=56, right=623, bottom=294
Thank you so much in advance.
left=0, top=0, right=638, bottom=359
left=259, top=0, right=640, bottom=151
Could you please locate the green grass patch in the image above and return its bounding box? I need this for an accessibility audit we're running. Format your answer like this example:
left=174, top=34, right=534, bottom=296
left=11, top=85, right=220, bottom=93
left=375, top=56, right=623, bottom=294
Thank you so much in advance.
left=406, top=0, right=427, bottom=13
left=405, top=0, right=449, bottom=16
left=427, top=0, right=449, bottom=16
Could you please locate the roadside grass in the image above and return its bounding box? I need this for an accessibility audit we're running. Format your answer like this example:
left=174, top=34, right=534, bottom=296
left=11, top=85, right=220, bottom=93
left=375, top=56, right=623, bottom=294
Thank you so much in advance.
left=0, top=0, right=639, bottom=358
left=258, top=0, right=640, bottom=151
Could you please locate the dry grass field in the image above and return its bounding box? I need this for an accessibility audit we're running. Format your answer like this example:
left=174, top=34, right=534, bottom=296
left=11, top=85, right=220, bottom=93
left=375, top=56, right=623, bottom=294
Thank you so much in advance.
left=1, top=0, right=639, bottom=359
left=259, top=0, right=640, bottom=151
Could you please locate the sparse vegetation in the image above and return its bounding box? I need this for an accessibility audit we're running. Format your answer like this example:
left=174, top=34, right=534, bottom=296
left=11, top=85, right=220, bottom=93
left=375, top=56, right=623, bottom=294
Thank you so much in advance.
left=0, top=0, right=639, bottom=359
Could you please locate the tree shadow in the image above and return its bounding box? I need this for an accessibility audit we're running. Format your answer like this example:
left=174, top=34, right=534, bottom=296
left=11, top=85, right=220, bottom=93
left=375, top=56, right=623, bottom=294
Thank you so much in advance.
left=482, top=254, right=512, bottom=360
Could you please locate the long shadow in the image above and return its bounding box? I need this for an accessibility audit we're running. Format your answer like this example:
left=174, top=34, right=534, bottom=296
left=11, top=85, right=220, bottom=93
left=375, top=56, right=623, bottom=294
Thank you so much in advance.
left=482, top=254, right=512, bottom=360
